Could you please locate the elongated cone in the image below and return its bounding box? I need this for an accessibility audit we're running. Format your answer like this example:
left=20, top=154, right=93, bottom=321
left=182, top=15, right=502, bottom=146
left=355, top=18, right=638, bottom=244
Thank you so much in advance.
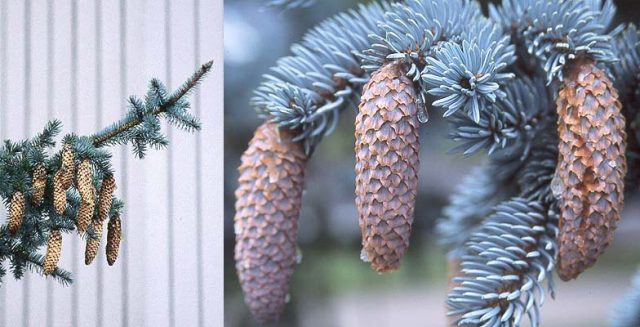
left=76, top=200, right=95, bottom=233
left=355, top=61, right=420, bottom=272
left=85, top=221, right=104, bottom=265
left=234, top=122, right=306, bottom=324
left=97, top=174, right=116, bottom=222
left=76, top=159, right=95, bottom=202
left=555, top=58, right=627, bottom=280
left=8, top=192, right=25, bottom=235
left=60, top=143, right=75, bottom=189
left=106, top=214, right=121, bottom=266
left=44, top=229, right=62, bottom=275
left=53, top=171, right=67, bottom=214
left=31, top=165, right=47, bottom=205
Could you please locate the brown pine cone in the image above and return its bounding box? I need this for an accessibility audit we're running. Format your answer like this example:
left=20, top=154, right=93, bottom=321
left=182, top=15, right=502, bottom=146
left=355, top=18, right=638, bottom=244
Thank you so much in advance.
left=85, top=221, right=104, bottom=265
left=106, top=214, right=122, bottom=266
left=76, top=200, right=95, bottom=233
left=354, top=61, right=420, bottom=272
left=234, top=122, right=307, bottom=324
left=31, top=165, right=47, bottom=205
left=8, top=192, right=26, bottom=235
left=97, top=174, right=116, bottom=222
left=76, top=159, right=95, bottom=203
left=53, top=171, right=67, bottom=214
left=555, top=59, right=627, bottom=281
left=60, top=143, right=75, bottom=189
left=44, top=229, right=62, bottom=275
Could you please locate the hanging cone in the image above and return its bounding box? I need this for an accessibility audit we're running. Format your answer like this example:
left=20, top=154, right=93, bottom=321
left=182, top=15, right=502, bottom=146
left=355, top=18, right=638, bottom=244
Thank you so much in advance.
left=31, top=165, right=47, bottom=205
left=43, top=229, right=62, bottom=275
left=53, top=171, right=67, bottom=215
left=234, top=122, right=307, bottom=324
left=76, top=159, right=95, bottom=202
left=354, top=61, right=420, bottom=272
left=60, top=143, right=75, bottom=189
left=97, top=174, right=116, bottom=222
left=8, top=192, right=26, bottom=235
left=76, top=200, right=95, bottom=233
left=85, top=221, right=104, bottom=265
left=555, top=58, right=627, bottom=281
left=106, top=214, right=121, bottom=266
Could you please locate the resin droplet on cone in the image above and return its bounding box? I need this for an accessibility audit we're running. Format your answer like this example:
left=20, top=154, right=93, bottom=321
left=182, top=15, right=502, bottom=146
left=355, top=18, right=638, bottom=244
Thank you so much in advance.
left=234, top=122, right=306, bottom=324
left=354, top=61, right=420, bottom=272
left=555, top=59, right=627, bottom=281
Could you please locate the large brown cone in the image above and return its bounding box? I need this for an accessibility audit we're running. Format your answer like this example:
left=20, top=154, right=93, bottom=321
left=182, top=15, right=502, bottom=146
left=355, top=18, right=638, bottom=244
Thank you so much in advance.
left=234, top=122, right=306, bottom=324
left=354, top=61, right=420, bottom=272
left=106, top=214, right=122, bottom=266
left=44, top=229, right=62, bottom=275
left=555, top=59, right=627, bottom=281
left=97, top=174, right=116, bottom=222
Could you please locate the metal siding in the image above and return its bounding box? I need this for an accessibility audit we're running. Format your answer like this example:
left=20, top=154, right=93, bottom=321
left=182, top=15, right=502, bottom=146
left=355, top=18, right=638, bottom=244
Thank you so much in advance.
left=0, top=1, right=221, bottom=326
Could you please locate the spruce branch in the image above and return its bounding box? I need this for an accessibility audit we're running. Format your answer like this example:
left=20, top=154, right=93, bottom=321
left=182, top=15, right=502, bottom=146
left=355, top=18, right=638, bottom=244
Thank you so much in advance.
left=236, top=0, right=640, bottom=325
left=91, top=60, right=212, bottom=154
left=0, top=61, right=212, bottom=285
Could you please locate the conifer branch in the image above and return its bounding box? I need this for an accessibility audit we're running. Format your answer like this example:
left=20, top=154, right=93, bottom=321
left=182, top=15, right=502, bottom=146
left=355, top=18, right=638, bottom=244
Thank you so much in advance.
left=0, top=61, right=211, bottom=285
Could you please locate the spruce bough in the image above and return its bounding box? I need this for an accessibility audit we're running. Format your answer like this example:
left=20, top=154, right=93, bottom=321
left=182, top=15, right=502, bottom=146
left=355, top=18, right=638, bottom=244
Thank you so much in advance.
left=234, top=0, right=640, bottom=325
left=0, top=61, right=212, bottom=285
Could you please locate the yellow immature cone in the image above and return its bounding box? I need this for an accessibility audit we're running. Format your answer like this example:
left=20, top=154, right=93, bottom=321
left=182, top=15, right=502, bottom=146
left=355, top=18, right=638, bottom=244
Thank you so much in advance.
left=97, top=174, right=116, bottom=222
left=76, top=200, right=95, bottom=233
left=106, top=214, right=121, bottom=266
left=31, top=165, right=47, bottom=205
left=60, top=143, right=75, bottom=189
left=8, top=192, right=26, bottom=235
left=44, top=229, right=62, bottom=275
left=76, top=159, right=95, bottom=202
left=53, top=171, right=67, bottom=215
left=84, top=221, right=104, bottom=265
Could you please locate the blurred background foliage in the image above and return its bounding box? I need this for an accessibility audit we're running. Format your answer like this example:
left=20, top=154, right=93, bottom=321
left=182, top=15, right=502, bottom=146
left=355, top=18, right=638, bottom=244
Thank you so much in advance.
left=224, top=0, right=640, bottom=326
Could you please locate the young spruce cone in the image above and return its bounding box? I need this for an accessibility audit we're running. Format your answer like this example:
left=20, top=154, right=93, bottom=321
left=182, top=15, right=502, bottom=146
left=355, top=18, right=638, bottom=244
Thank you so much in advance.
left=97, top=174, right=116, bottom=222
left=44, top=229, right=62, bottom=275
left=53, top=171, right=67, bottom=214
left=555, top=59, right=627, bottom=281
left=85, top=221, right=104, bottom=265
left=8, top=192, right=26, bottom=235
left=106, top=214, right=121, bottom=266
left=234, top=122, right=307, bottom=324
left=31, top=165, right=47, bottom=205
left=354, top=61, right=420, bottom=272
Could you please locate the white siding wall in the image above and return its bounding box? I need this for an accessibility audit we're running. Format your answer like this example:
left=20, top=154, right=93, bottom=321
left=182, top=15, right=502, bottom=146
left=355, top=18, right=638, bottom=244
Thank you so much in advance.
left=0, top=1, right=223, bottom=326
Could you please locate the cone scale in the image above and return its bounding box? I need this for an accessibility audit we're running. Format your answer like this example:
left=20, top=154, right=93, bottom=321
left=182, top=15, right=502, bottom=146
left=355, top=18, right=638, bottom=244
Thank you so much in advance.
left=555, top=59, right=627, bottom=281
left=234, top=122, right=307, bottom=324
left=354, top=61, right=420, bottom=272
